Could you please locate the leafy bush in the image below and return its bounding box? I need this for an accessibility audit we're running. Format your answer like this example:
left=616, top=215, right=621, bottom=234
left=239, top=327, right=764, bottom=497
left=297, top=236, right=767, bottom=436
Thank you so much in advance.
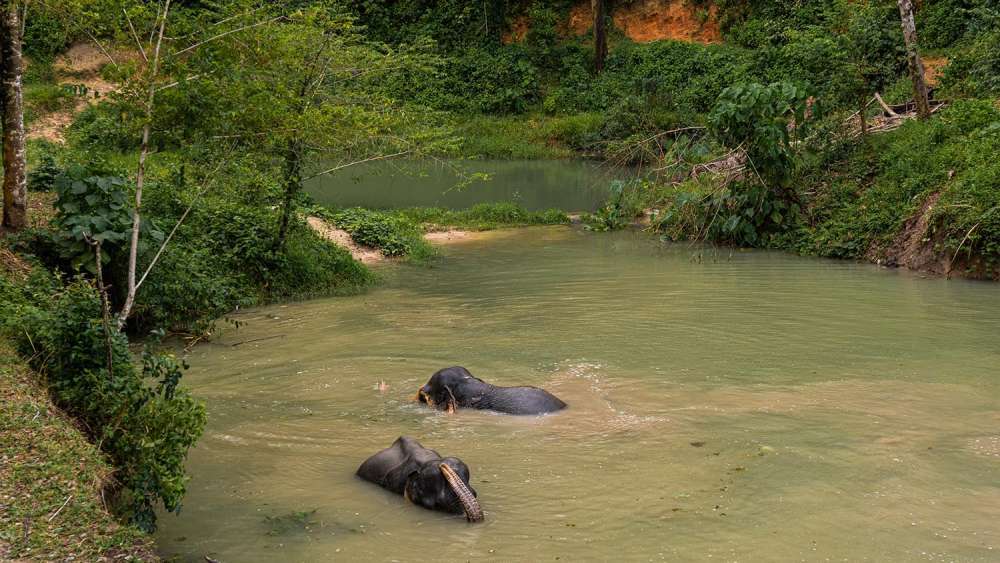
left=50, top=166, right=146, bottom=273
left=330, top=207, right=430, bottom=257
left=942, top=30, right=1000, bottom=97
left=22, top=9, right=73, bottom=59
left=140, top=182, right=373, bottom=327
left=69, top=102, right=143, bottom=152
left=917, top=0, right=999, bottom=48
left=133, top=244, right=253, bottom=334
left=700, top=82, right=813, bottom=245
left=1, top=279, right=206, bottom=533
left=265, top=226, right=378, bottom=297
left=27, top=154, right=62, bottom=192
left=582, top=180, right=646, bottom=232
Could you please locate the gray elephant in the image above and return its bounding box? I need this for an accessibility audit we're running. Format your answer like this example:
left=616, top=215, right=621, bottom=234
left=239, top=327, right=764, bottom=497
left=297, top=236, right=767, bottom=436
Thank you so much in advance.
left=356, top=436, right=483, bottom=522
left=416, top=366, right=567, bottom=415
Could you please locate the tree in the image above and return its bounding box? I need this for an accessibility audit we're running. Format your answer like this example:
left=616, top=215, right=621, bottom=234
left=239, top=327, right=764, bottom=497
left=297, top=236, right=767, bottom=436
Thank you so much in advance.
left=117, top=0, right=170, bottom=329
left=897, top=0, right=931, bottom=119
left=843, top=2, right=906, bottom=135
left=593, top=0, right=608, bottom=73
left=168, top=2, right=449, bottom=250
left=1, top=0, right=27, bottom=231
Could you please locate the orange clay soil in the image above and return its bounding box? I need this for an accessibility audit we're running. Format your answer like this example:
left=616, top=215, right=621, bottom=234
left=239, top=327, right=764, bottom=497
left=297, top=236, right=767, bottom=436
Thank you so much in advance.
left=566, top=0, right=721, bottom=44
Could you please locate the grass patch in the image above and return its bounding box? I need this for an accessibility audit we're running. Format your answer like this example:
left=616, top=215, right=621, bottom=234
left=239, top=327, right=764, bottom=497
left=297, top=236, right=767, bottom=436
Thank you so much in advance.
left=0, top=338, right=154, bottom=561
left=456, top=113, right=603, bottom=159
left=24, top=82, right=77, bottom=125
left=400, top=202, right=569, bottom=230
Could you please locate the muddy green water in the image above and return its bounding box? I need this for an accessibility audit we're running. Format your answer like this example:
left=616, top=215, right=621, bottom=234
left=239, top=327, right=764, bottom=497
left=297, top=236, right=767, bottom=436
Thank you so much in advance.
left=156, top=227, right=1000, bottom=562
left=304, top=159, right=625, bottom=211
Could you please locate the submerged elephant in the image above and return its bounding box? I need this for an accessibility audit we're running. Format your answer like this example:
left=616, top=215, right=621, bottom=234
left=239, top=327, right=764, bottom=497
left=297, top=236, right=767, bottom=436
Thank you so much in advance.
left=356, top=436, right=484, bottom=522
left=416, top=366, right=567, bottom=415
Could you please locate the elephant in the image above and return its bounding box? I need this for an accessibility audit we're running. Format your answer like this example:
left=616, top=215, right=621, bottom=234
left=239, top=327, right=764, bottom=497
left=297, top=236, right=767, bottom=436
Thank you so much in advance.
left=356, top=436, right=484, bottom=522
left=416, top=366, right=567, bottom=415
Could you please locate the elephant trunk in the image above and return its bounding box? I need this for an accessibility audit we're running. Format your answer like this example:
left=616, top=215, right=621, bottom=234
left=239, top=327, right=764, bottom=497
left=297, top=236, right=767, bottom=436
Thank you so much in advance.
left=439, top=463, right=483, bottom=522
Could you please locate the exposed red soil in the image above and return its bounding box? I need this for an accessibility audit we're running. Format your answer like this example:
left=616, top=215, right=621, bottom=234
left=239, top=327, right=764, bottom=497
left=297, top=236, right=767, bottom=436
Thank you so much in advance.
left=922, top=56, right=948, bottom=87
left=565, top=0, right=721, bottom=44
left=503, top=15, right=531, bottom=44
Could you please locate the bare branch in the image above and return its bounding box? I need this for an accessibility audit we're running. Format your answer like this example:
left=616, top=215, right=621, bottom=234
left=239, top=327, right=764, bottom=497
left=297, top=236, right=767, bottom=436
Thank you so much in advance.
left=81, top=29, right=118, bottom=69
left=301, top=150, right=412, bottom=182
left=123, top=8, right=148, bottom=62
left=874, top=92, right=899, bottom=117
left=135, top=156, right=229, bottom=292
left=156, top=72, right=211, bottom=92
left=171, top=15, right=285, bottom=57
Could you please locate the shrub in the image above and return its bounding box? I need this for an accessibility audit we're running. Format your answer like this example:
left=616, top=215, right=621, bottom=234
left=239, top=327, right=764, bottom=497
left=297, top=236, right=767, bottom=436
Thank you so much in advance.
left=330, top=207, right=430, bottom=257
left=27, top=154, right=62, bottom=192
left=50, top=166, right=142, bottom=274
left=582, top=180, right=646, bottom=232
left=132, top=244, right=253, bottom=334
left=702, top=82, right=813, bottom=245
left=265, top=226, right=377, bottom=297
left=69, top=102, right=143, bottom=152
left=2, top=280, right=206, bottom=533
left=942, top=30, right=1000, bottom=97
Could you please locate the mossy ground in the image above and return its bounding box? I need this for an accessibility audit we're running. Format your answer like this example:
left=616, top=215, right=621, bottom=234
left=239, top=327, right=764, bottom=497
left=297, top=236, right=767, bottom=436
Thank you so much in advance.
left=0, top=341, right=155, bottom=562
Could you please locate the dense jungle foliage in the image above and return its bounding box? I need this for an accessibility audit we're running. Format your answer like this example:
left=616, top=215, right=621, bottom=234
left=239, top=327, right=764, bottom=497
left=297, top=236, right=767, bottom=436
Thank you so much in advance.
left=2, top=0, right=999, bottom=547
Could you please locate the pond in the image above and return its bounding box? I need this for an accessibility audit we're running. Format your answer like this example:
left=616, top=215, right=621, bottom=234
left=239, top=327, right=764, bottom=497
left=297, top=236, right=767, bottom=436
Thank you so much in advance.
left=304, top=159, right=630, bottom=212
left=156, top=227, right=1000, bottom=561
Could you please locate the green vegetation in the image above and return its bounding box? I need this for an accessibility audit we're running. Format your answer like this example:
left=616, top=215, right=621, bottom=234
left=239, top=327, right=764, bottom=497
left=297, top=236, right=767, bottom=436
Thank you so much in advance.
left=794, top=100, right=1000, bottom=271
left=315, top=202, right=569, bottom=259
left=1, top=268, right=206, bottom=532
left=0, top=342, right=154, bottom=560
left=399, top=202, right=570, bottom=230
left=582, top=181, right=646, bottom=231
left=3, top=0, right=999, bottom=554
left=325, top=207, right=434, bottom=259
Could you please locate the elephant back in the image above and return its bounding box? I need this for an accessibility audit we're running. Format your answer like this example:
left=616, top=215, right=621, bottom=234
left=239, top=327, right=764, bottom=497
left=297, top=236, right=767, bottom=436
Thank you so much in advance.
left=356, top=436, right=443, bottom=493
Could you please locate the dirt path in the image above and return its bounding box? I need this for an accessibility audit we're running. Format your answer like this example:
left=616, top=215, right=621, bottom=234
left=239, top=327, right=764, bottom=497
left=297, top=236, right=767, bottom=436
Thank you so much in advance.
left=27, top=44, right=124, bottom=144
left=306, top=217, right=385, bottom=264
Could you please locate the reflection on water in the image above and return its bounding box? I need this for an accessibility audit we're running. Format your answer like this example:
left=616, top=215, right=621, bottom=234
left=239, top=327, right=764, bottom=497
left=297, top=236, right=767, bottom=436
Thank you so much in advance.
left=304, top=159, right=630, bottom=212
left=156, top=227, right=1000, bottom=561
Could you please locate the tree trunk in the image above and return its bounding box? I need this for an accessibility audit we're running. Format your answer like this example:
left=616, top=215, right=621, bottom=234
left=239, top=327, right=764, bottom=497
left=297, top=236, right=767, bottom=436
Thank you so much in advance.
left=592, top=0, right=607, bottom=74
left=117, top=0, right=170, bottom=330
left=897, top=0, right=931, bottom=119
left=487, top=0, right=505, bottom=44
left=1, top=0, right=27, bottom=232
left=274, top=139, right=303, bottom=251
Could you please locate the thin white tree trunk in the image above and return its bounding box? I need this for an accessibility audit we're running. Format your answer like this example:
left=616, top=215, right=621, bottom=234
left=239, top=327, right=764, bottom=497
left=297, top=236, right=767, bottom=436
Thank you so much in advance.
left=1, top=0, right=27, bottom=231
left=118, top=0, right=171, bottom=330
left=897, top=0, right=931, bottom=119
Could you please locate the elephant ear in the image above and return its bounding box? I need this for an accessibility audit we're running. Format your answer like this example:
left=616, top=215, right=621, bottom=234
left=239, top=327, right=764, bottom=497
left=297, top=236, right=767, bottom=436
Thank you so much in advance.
left=439, top=463, right=483, bottom=522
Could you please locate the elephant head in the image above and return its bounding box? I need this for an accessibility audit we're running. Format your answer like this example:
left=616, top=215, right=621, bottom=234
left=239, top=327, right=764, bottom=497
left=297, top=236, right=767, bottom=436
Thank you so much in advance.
left=357, top=436, right=483, bottom=522
left=415, top=366, right=483, bottom=412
